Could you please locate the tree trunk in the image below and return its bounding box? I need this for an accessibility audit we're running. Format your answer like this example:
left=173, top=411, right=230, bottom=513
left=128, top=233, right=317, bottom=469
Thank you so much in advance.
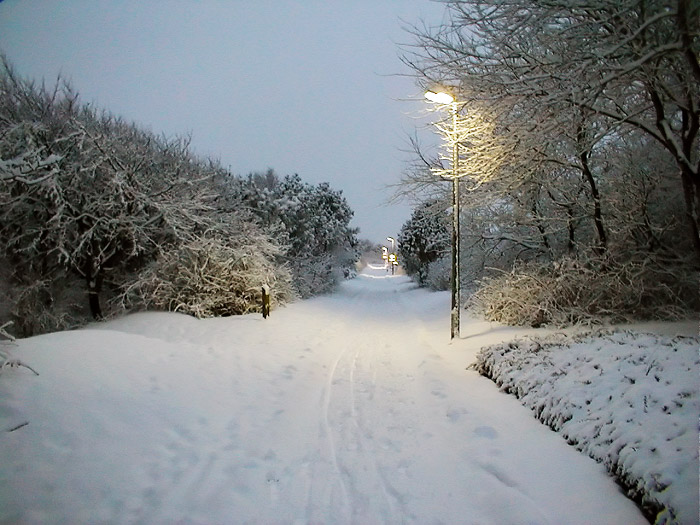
left=531, top=189, right=552, bottom=257
left=566, top=206, right=576, bottom=255
left=580, top=149, right=607, bottom=256
left=85, top=261, right=103, bottom=320
left=646, top=81, right=699, bottom=262
left=680, top=167, right=700, bottom=263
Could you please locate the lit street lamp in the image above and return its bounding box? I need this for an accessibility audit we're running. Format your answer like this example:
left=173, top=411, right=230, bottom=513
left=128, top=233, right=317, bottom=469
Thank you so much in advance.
left=424, top=90, right=455, bottom=105
left=386, top=236, right=397, bottom=275
left=425, top=89, right=461, bottom=339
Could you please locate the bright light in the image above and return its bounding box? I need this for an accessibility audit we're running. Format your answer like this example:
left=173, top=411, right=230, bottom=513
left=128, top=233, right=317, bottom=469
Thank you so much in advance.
left=425, top=90, right=455, bottom=104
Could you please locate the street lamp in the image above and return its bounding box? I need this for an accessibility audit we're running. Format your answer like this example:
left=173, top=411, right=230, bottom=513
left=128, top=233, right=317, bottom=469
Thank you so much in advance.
left=425, top=89, right=461, bottom=339
left=425, top=90, right=454, bottom=105
left=386, top=237, right=397, bottom=275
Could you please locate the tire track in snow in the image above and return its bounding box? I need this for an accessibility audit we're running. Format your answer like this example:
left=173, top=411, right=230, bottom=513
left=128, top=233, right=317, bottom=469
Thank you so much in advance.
left=347, top=342, right=406, bottom=522
left=280, top=286, right=445, bottom=523
left=302, top=286, right=407, bottom=523
left=318, top=341, right=352, bottom=521
left=322, top=280, right=413, bottom=523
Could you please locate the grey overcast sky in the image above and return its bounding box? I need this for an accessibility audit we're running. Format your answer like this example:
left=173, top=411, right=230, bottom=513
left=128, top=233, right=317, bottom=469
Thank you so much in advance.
left=0, top=0, right=448, bottom=244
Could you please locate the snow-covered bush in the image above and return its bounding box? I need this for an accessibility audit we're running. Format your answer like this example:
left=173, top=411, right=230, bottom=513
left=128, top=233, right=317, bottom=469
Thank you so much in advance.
left=473, top=330, right=700, bottom=524
left=119, top=231, right=294, bottom=318
left=2, top=275, right=87, bottom=336
left=285, top=252, right=335, bottom=299
left=424, top=255, right=451, bottom=291
left=468, top=253, right=699, bottom=327
left=398, top=199, right=450, bottom=287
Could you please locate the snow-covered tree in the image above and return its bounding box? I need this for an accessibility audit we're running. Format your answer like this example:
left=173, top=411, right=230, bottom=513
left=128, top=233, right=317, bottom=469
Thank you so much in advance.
left=0, top=57, right=293, bottom=334
left=403, top=0, right=700, bottom=260
left=0, top=70, right=213, bottom=322
left=398, top=2, right=699, bottom=323
left=233, top=170, right=359, bottom=297
left=398, top=199, right=450, bottom=288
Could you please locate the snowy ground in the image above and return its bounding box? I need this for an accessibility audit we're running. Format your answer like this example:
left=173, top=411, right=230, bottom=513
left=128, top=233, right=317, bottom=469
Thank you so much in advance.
left=0, top=262, right=693, bottom=524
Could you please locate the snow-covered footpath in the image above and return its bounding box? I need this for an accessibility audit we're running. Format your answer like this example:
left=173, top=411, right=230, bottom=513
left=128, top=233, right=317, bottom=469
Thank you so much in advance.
left=0, top=263, right=696, bottom=524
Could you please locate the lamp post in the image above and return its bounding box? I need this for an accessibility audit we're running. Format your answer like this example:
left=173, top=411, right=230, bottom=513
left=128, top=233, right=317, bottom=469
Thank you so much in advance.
left=386, top=236, right=397, bottom=274
left=425, top=89, right=460, bottom=339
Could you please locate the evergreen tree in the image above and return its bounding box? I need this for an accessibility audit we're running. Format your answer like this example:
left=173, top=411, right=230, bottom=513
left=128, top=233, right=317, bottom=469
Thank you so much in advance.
left=235, top=171, right=359, bottom=297
left=398, top=200, right=450, bottom=286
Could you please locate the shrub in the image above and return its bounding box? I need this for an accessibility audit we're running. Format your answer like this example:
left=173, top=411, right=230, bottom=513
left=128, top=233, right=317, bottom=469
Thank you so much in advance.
left=425, top=256, right=450, bottom=291
left=119, top=233, right=294, bottom=318
left=468, top=253, right=699, bottom=327
left=0, top=265, right=88, bottom=337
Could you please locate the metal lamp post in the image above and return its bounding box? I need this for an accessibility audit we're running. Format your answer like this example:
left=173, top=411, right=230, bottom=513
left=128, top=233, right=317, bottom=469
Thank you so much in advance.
left=425, top=89, right=460, bottom=339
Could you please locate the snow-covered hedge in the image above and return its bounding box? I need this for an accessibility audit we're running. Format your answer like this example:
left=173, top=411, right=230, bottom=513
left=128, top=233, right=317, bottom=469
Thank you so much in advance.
left=473, top=330, right=699, bottom=524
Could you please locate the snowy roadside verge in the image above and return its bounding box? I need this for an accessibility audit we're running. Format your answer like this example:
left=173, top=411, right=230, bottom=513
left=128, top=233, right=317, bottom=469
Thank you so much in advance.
left=473, top=330, right=699, bottom=524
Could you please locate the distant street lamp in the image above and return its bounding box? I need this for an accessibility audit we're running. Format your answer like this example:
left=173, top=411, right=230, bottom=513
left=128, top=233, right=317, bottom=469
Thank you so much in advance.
left=425, top=89, right=461, bottom=339
left=386, top=237, right=397, bottom=275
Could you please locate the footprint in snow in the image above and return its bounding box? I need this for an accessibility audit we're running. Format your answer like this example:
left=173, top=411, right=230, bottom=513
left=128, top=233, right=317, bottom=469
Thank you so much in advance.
left=446, top=408, right=468, bottom=422
left=474, top=426, right=499, bottom=439
left=431, top=389, right=447, bottom=399
left=283, top=365, right=297, bottom=379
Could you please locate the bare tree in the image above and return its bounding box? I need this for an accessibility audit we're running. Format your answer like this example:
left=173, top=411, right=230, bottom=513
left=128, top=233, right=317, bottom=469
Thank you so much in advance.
left=402, top=0, right=700, bottom=260
left=398, top=2, right=699, bottom=324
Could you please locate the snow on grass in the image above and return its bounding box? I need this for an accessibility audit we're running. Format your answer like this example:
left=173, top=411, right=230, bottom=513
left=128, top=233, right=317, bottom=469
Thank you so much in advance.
left=474, top=330, right=700, bottom=524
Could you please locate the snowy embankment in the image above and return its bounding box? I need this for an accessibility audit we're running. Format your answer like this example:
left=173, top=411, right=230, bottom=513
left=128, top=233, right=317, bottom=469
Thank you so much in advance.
left=474, top=330, right=700, bottom=524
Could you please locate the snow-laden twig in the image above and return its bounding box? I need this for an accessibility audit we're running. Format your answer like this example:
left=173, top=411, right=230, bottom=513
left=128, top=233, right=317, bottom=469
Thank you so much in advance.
left=6, top=421, right=29, bottom=433
left=0, top=321, right=15, bottom=342
left=0, top=358, right=40, bottom=377
left=0, top=322, right=39, bottom=377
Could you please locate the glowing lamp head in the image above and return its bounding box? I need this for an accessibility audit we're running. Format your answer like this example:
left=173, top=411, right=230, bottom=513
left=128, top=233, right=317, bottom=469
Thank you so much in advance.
left=425, top=90, right=455, bottom=104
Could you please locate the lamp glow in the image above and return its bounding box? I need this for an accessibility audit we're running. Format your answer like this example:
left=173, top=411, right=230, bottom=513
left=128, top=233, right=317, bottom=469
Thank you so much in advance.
left=425, top=90, right=455, bottom=104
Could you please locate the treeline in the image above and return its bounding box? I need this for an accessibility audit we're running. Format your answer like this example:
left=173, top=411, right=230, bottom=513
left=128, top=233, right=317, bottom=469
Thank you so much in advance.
left=399, top=0, right=699, bottom=326
left=0, top=57, right=358, bottom=336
